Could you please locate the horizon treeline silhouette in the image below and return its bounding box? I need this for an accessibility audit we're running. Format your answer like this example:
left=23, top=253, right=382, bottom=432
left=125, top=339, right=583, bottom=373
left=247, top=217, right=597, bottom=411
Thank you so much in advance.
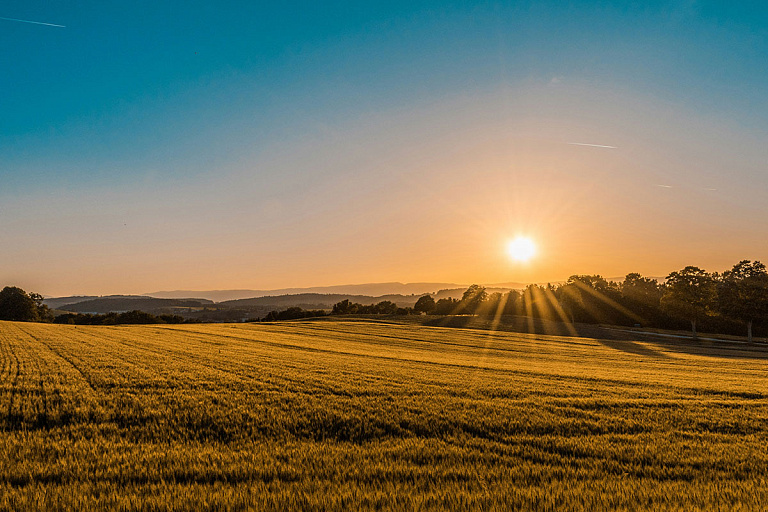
left=295, top=260, right=768, bottom=341
left=2, top=260, right=767, bottom=339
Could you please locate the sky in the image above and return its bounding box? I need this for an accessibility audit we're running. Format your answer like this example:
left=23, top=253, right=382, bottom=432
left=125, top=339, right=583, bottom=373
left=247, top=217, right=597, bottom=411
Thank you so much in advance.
left=2, top=1, right=768, bottom=296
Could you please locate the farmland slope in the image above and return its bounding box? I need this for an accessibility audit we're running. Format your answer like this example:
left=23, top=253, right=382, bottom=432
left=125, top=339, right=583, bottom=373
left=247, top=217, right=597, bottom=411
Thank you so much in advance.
left=0, top=319, right=767, bottom=510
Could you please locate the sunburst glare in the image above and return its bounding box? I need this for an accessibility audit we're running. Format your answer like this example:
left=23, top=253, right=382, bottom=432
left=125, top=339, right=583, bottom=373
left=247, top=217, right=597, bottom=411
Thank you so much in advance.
left=506, top=236, right=537, bottom=262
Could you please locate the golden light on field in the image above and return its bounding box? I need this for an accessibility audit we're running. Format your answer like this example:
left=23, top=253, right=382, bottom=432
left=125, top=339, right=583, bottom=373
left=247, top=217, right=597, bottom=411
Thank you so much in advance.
left=506, top=236, right=537, bottom=262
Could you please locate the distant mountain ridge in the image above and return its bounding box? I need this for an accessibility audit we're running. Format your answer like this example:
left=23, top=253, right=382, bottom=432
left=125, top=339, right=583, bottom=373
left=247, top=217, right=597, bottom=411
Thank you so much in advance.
left=145, top=282, right=469, bottom=302
left=220, top=293, right=423, bottom=309
left=58, top=297, right=214, bottom=314
left=45, top=276, right=666, bottom=312
left=43, top=295, right=213, bottom=310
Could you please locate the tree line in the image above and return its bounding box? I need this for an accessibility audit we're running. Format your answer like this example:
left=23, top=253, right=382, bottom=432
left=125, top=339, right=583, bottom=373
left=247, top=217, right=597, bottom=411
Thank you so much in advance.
left=406, top=261, right=768, bottom=341
left=53, top=311, right=198, bottom=325
left=2, top=260, right=767, bottom=339
left=0, top=286, right=199, bottom=325
left=318, top=260, right=768, bottom=341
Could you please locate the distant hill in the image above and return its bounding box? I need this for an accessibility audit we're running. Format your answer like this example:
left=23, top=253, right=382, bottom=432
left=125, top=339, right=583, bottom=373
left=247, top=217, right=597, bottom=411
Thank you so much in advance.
left=146, top=282, right=465, bottom=302
left=42, top=295, right=196, bottom=310
left=43, top=296, right=100, bottom=309
left=60, top=297, right=213, bottom=314
left=219, top=293, right=422, bottom=309
left=48, top=277, right=665, bottom=313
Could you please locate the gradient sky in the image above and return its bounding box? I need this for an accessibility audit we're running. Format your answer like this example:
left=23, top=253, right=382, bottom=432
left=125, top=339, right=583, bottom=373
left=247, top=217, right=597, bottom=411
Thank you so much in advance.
left=2, top=1, right=768, bottom=296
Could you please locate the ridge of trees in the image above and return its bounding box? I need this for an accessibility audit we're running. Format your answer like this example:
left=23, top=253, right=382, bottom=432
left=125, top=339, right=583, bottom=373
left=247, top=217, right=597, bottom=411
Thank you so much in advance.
left=52, top=311, right=200, bottom=325
left=328, top=260, right=768, bottom=340
left=262, top=307, right=327, bottom=322
left=2, top=259, right=768, bottom=339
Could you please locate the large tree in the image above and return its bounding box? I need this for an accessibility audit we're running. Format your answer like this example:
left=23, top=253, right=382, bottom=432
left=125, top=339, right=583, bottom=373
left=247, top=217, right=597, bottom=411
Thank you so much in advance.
left=620, top=273, right=662, bottom=324
left=433, top=297, right=460, bottom=315
left=413, top=295, right=436, bottom=314
left=621, top=273, right=661, bottom=306
left=0, top=286, right=41, bottom=322
left=556, top=275, right=626, bottom=324
left=661, top=266, right=716, bottom=338
left=717, top=260, right=768, bottom=343
left=460, top=285, right=487, bottom=315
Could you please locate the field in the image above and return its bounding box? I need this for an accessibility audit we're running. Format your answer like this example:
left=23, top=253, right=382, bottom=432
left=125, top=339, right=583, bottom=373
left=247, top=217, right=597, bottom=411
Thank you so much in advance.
left=1, top=318, right=767, bottom=511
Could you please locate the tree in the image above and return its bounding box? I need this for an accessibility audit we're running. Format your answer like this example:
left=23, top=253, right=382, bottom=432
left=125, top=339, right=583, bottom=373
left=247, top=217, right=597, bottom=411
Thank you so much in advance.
left=661, top=266, right=716, bottom=338
left=413, top=295, right=436, bottom=314
left=522, top=284, right=558, bottom=321
left=621, top=273, right=661, bottom=306
left=501, top=290, right=522, bottom=316
left=717, top=260, right=768, bottom=343
left=556, top=275, right=623, bottom=324
left=0, top=286, right=41, bottom=322
left=374, top=301, right=398, bottom=315
left=460, top=285, right=487, bottom=315
left=434, top=297, right=460, bottom=315
left=479, top=292, right=504, bottom=317
left=116, top=310, right=160, bottom=324
left=620, top=273, right=662, bottom=324
left=332, top=299, right=355, bottom=315
left=29, top=292, right=53, bottom=322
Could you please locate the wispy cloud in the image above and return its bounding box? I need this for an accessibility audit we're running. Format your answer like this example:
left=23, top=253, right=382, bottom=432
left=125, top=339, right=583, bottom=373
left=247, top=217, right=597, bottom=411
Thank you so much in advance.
left=567, top=142, right=617, bottom=149
left=655, top=184, right=673, bottom=188
left=0, top=16, right=65, bottom=28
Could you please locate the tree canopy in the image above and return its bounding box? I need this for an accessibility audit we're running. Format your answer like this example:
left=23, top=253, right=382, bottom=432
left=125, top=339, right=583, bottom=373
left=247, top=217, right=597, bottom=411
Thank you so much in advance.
left=413, top=295, right=436, bottom=314
left=661, top=266, right=717, bottom=337
left=717, top=260, right=768, bottom=342
left=0, top=286, right=47, bottom=322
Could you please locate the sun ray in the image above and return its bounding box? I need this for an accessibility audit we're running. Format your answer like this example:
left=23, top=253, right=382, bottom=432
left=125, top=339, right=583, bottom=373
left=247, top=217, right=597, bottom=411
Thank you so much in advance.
left=570, top=280, right=644, bottom=324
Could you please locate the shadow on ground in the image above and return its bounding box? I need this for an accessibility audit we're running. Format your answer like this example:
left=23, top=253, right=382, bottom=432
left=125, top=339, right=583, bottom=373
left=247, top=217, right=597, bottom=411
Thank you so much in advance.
left=421, top=315, right=768, bottom=360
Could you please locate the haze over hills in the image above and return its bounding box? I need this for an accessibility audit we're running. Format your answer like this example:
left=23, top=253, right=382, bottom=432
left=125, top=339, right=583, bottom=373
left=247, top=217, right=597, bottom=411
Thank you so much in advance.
left=55, top=297, right=214, bottom=315
left=46, top=276, right=661, bottom=309
left=145, top=283, right=471, bottom=302
left=40, top=276, right=668, bottom=320
left=147, top=278, right=645, bottom=303
left=219, top=293, right=423, bottom=309
left=43, top=296, right=101, bottom=310
left=42, top=295, right=212, bottom=310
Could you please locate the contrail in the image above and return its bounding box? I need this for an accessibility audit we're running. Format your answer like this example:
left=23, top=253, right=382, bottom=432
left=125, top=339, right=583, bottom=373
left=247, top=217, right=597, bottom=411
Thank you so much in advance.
left=0, top=16, right=65, bottom=28
left=567, top=142, right=617, bottom=149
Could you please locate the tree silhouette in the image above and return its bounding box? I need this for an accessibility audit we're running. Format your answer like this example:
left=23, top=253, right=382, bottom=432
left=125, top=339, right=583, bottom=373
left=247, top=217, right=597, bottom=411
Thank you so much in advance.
left=556, top=276, right=624, bottom=324
left=434, top=297, right=460, bottom=315
left=0, top=286, right=41, bottom=322
left=374, top=301, right=398, bottom=315
left=717, top=260, right=768, bottom=342
left=460, top=285, right=487, bottom=315
left=332, top=299, right=354, bottom=315
left=620, top=273, right=662, bottom=324
left=661, top=266, right=716, bottom=338
left=413, top=295, right=436, bottom=314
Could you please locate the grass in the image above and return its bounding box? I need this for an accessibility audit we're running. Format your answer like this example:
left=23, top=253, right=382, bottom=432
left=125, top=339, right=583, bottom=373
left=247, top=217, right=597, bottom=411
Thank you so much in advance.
left=1, top=318, right=767, bottom=510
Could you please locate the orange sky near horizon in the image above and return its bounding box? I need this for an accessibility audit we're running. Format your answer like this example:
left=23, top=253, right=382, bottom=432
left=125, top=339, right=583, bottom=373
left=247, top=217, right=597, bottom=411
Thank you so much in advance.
left=4, top=84, right=766, bottom=297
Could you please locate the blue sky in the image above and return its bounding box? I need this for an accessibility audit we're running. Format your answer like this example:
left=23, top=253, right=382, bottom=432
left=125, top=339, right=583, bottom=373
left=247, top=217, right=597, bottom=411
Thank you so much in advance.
left=2, top=1, right=768, bottom=294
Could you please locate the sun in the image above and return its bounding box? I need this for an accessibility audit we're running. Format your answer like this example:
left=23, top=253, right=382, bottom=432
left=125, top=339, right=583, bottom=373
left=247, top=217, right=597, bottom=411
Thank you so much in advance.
left=506, top=236, right=537, bottom=262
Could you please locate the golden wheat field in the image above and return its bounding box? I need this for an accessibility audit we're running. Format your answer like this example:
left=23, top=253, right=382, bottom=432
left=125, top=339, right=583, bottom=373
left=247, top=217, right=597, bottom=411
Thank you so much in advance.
left=1, top=318, right=767, bottom=511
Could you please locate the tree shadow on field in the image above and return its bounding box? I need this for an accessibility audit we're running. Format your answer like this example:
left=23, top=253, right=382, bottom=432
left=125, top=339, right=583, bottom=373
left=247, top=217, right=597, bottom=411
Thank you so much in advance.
left=643, top=338, right=768, bottom=361
left=420, top=314, right=768, bottom=360
left=596, top=338, right=670, bottom=359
